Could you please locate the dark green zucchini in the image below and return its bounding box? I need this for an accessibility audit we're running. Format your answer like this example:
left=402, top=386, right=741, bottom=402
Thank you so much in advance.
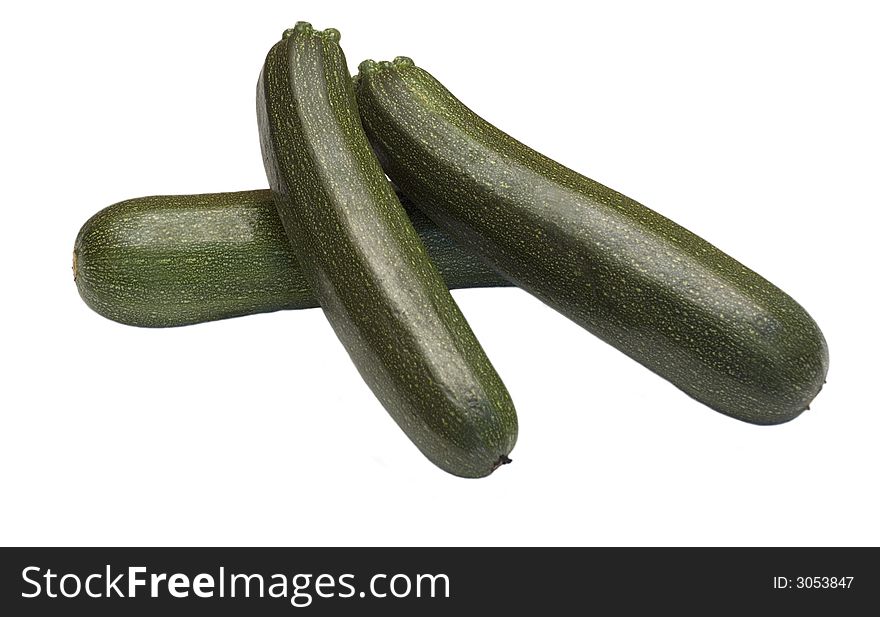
left=73, top=190, right=510, bottom=328
left=257, top=24, right=517, bottom=477
left=356, top=57, right=828, bottom=425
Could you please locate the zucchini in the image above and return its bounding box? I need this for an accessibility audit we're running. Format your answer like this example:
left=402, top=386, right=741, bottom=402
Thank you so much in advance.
left=356, top=57, right=828, bottom=424
left=256, top=24, right=517, bottom=477
left=73, top=190, right=510, bottom=328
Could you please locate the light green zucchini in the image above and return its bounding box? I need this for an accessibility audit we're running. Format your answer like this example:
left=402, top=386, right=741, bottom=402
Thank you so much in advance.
left=73, top=190, right=510, bottom=328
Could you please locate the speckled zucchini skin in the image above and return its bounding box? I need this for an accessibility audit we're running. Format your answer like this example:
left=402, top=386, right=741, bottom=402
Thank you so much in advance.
left=73, top=190, right=511, bottom=328
left=257, top=24, right=517, bottom=477
left=356, top=57, right=829, bottom=425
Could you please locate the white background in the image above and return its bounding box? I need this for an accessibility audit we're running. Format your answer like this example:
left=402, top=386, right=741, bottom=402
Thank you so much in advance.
left=1, top=1, right=877, bottom=546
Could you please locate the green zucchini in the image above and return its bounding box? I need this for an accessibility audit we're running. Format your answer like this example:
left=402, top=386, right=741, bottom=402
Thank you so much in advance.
left=356, top=57, right=829, bottom=425
left=257, top=23, right=517, bottom=477
left=73, top=190, right=510, bottom=328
